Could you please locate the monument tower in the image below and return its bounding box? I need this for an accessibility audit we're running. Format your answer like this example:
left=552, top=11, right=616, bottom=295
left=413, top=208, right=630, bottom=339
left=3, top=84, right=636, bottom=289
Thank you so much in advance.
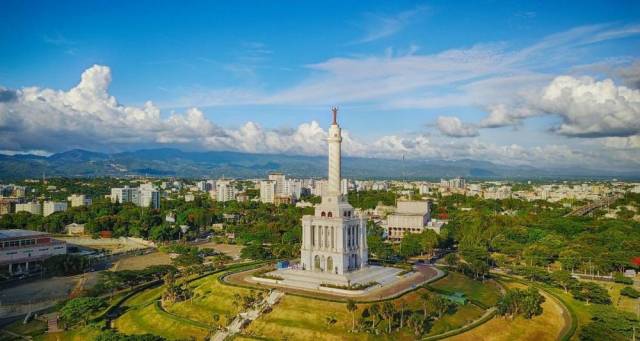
left=300, top=107, right=368, bottom=274
left=254, top=107, right=402, bottom=293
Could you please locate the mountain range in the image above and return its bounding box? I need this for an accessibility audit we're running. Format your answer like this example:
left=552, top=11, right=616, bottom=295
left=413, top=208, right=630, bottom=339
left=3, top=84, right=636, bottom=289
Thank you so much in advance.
left=0, top=148, right=637, bottom=180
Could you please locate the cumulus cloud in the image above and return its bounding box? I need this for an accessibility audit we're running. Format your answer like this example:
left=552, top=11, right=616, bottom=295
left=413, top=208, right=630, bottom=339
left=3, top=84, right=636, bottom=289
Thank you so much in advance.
left=436, top=116, right=478, bottom=137
left=0, top=65, right=638, bottom=171
left=479, top=104, right=539, bottom=128
left=538, top=75, right=640, bottom=137
left=616, top=61, right=640, bottom=89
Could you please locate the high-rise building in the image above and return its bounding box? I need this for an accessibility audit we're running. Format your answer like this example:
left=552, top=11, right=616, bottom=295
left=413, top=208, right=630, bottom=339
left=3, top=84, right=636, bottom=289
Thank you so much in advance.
left=43, top=201, right=67, bottom=217
left=216, top=180, right=237, bottom=202
left=268, top=173, right=286, bottom=196
left=15, top=201, right=41, bottom=215
left=110, top=184, right=160, bottom=209
left=260, top=180, right=276, bottom=203
left=67, top=194, right=92, bottom=207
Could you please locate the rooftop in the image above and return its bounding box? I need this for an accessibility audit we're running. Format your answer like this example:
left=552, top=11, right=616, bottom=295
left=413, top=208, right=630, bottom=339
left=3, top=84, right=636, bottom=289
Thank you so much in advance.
left=0, top=229, right=49, bottom=240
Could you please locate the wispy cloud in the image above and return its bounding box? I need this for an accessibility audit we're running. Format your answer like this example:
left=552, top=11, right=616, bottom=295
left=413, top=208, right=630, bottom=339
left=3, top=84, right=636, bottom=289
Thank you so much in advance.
left=43, top=32, right=76, bottom=46
left=351, top=6, right=428, bottom=44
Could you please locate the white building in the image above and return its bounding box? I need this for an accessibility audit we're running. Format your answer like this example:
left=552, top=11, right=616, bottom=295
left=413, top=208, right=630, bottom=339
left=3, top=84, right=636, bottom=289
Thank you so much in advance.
left=385, top=200, right=433, bottom=241
left=65, top=223, right=85, bottom=235
left=419, top=183, right=430, bottom=195
left=268, top=173, right=286, bottom=195
left=15, top=201, right=41, bottom=215
left=110, top=184, right=160, bottom=209
left=216, top=180, right=237, bottom=202
left=300, top=108, right=368, bottom=274
left=43, top=201, right=67, bottom=217
left=260, top=180, right=276, bottom=203
left=67, top=194, right=92, bottom=207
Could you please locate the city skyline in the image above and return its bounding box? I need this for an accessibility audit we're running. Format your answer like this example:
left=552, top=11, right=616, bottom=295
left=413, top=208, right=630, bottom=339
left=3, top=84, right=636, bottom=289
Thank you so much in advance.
left=1, top=1, right=639, bottom=172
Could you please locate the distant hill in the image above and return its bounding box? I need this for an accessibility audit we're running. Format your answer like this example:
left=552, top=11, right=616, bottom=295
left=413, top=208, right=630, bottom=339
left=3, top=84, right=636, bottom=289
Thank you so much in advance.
left=0, top=148, right=637, bottom=180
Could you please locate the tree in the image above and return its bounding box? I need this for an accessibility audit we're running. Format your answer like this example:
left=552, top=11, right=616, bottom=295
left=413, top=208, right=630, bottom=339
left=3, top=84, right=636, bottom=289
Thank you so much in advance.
left=399, top=301, right=407, bottom=329
left=444, top=253, right=459, bottom=269
left=212, top=313, right=221, bottom=330
left=620, top=286, right=640, bottom=298
left=407, top=313, right=425, bottom=336
left=325, top=314, right=337, bottom=326
left=369, top=303, right=380, bottom=329
left=420, top=292, right=432, bottom=318
left=432, top=295, right=450, bottom=319
left=571, top=282, right=611, bottom=305
left=497, top=288, right=545, bottom=319
left=400, top=233, right=422, bottom=258
left=381, top=301, right=395, bottom=334
left=419, top=229, right=439, bottom=256
left=550, top=270, right=574, bottom=293
left=59, top=297, right=106, bottom=326
left=346, top=299, right=358, bottom=331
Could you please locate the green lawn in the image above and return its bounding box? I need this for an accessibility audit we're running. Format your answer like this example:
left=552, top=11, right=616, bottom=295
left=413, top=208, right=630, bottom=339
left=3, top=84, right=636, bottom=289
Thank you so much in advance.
left=114, top=302, right=210, bottom=340
left=164, top=273, right=255, bottom=326
left=35, top=326, right=101, bottom=341
left=425, top=304, right=485, bottom=336
left=123, top=285, right=165, bottom=307
left=4, top=319, right=47, bottom=337
left=429, top=272, right=502, bottom=307
left=448, top=280, right=567, bottom=341
left=245, top=287, right=490, bottom=341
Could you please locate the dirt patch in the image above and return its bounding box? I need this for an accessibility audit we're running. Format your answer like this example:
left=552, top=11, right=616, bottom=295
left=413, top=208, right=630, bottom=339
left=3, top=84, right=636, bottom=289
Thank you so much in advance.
left=111, top=251, right=173, bottom=271
left=197, top=242, right=243, bottom=260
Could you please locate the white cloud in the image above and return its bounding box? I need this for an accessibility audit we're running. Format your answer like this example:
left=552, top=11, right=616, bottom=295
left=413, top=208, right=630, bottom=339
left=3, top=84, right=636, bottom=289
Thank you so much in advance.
left=616, top=61, right=640, bottom=89
left=539, top=75, right=640, bottom=137
left=353, top=6, right=428, bottom=44
left=479, top=104, right=539, bottom=128
left=1, top=60, right=639, bottom=171
left=436, top=116, right=478, bottom=137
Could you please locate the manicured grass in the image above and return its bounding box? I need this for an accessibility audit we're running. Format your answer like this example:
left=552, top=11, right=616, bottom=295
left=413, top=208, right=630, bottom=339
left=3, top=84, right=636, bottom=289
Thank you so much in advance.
left=36, top=326, right=101, bottom=341
left=543, top=283, right=636, bottom=341
left=447, top=280, right=568, bottom=341
left=429, top=272, right=502, bottom=307
left=123, top=285, right=165, bottom=307
left=114, top=302, right=210, bottom=340
left=244, top=288, right=489, bottom=341
left=244, top=294, right=374, bottom=341
left=581, top=279, right=639, bottom=315
left=4, top=319, right=47, bottom=337
left=425, top=304, right=485, bottom=336
left=164, top=273, right=254, bottom=326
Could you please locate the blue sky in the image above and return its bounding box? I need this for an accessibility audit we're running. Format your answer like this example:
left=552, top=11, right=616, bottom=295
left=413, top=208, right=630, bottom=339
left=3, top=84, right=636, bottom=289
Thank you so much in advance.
left=1, top=1, right=639, bottom=170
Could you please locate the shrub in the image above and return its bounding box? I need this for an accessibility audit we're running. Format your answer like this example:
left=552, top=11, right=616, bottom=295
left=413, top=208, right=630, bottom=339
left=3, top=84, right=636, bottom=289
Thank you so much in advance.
left=620, top=286, right=640, bottom=299
left=613, top=273, right=633, bottom=285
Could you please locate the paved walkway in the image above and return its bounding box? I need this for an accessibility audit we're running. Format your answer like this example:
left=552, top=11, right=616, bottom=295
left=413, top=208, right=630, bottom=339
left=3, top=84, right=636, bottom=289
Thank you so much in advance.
left=211, top=290, right=284, bottom=341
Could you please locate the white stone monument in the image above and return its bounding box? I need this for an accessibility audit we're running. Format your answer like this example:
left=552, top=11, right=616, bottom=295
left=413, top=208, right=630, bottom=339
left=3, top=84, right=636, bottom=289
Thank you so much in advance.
left=254, top=108, right=402, bottom=294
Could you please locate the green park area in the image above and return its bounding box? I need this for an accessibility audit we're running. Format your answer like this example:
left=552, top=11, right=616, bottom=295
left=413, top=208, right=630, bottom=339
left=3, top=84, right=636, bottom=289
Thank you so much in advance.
left=429, top=272, right=502, bottom=308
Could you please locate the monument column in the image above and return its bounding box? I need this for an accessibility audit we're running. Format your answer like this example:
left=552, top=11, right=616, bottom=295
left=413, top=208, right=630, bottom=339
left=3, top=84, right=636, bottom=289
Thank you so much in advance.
left=327, top=107, right=342, bottom=197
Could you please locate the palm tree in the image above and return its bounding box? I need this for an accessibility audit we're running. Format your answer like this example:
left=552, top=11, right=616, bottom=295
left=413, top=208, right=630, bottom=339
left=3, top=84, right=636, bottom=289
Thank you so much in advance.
left=420, top=292, right=431, bottom=318
left=212, top=313, right=220, bottom=330
left=325, top=314, right=337, bottom=326
left=382, top=302, right=395, bottom=334
left=369, top=303, right=380, bottom=329
left=346, top=299, right=357, bottom=331
left=399, top=301, right=407, bottom=329
left=407, top=313, right=424, bottom=336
